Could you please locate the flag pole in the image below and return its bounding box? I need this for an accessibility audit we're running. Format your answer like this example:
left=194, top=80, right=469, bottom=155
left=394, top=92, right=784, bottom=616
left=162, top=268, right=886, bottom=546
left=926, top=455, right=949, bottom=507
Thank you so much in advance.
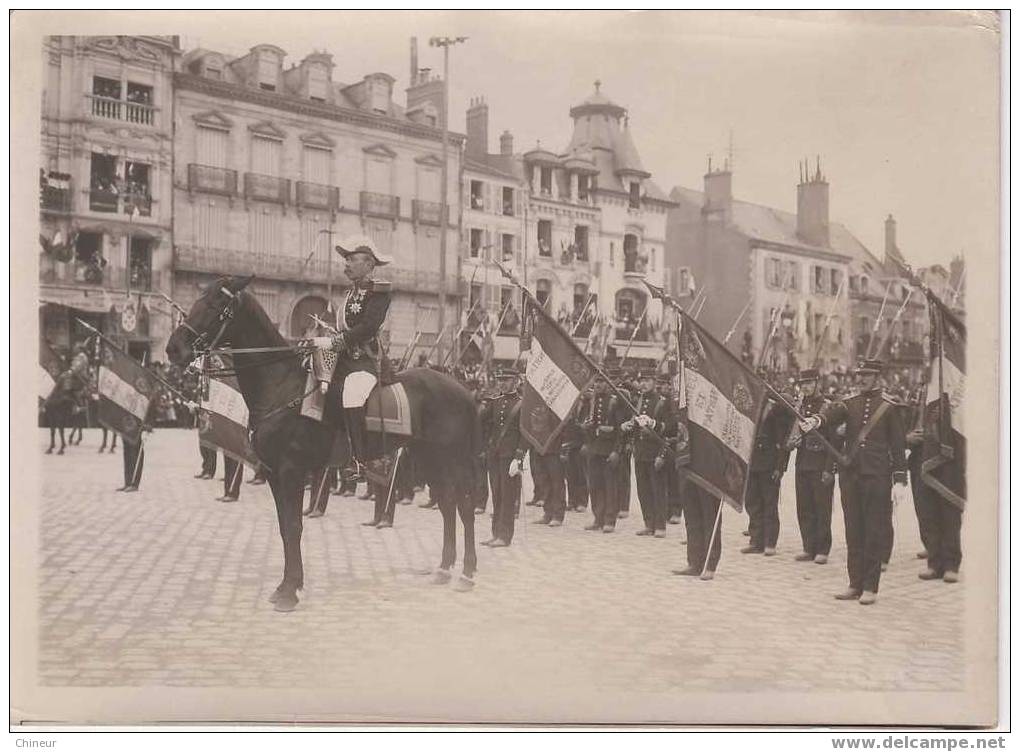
left=570, top=292, right=596, bottom=337
left=693, top=291, right=709, bottom=320
left=872, top=288, right=915, bottom=361
left=130, top=437, right=144, bottom=487
left=865, top=280, right=894, bottom=360
left=701, top=497, right=723, bottom=578
left=722, top=300, right=752, bottom=345
left=382, top=445, right=405, bottom=522
left=811, top=275, right=847, bottom=366
left=620, top=305, right=649, bottom=368
left=397, top=330, right=423, bottom=372
left=441, top=297, right=484, bottom=368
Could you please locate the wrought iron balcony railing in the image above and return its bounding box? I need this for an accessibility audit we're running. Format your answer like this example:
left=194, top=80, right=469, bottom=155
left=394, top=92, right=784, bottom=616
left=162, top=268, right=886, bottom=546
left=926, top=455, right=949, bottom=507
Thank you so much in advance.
left=187, top=164, right=238, bottom=197
left=412, top=199, right=445, bottom=226
left=296, top=181, right=339, bottom=211
left=244, top=172, right=291, bottom=204
left=360, top=191, right=400, bottom=220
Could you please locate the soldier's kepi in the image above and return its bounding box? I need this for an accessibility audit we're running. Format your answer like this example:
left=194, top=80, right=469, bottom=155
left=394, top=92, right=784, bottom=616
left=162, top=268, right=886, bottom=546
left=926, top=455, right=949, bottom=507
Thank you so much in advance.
left=318, top=235, right=393, bottom=482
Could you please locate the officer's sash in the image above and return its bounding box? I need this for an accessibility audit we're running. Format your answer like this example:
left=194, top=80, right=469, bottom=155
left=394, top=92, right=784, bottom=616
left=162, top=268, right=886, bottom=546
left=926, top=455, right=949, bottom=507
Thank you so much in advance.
left=838, top=399, right=892, bottom=469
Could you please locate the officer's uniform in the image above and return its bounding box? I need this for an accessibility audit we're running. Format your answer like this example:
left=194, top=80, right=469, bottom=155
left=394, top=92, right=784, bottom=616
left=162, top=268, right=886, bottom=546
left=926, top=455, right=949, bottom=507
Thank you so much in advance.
left=533, top=439, right=566, bottom=525
left=817, top=376, right=908, bottom=598
left=560, top=395, right=590, bottom=512
left=581, top=388, right=628, bottom=531
left=480, top=387, right=527, bottom=545
left=792, top=390, right=839, bottom=560
left=624, top=382, right=678, bottom=535
left=743, top=400, right=792, bottom=554
left=614, top=380, right=635, bottom=518
left=323, top=236, right=392, bottom=477
left=670, top=412, right=722, bottom=576
left=915, top=398, right=964, bottom=578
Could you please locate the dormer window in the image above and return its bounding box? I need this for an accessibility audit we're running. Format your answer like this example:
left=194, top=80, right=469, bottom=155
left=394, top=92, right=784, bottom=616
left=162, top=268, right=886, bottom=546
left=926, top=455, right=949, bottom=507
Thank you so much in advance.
left=258, top=55, right=278, bottom=91
left=308, top=65, right=327, bottom=102
left=540, top=167, right=552, bottom=195
left=628, top=181, right=641, bottom=209
left=370, top=81, right=389, bottom=113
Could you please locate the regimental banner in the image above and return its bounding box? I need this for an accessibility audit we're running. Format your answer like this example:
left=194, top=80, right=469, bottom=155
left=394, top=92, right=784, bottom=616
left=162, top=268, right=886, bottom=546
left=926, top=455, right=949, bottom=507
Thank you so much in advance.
left=96, top=342, right=153, bottom=439
left=200, top=372, right=258, bottom=468
left=39, top=340, right=64, bottom=403
left=922, top=295, right=967, bottom=510
left=520, top=313, right=596, bottom=454
left=679, top=313, right=767, bottom=511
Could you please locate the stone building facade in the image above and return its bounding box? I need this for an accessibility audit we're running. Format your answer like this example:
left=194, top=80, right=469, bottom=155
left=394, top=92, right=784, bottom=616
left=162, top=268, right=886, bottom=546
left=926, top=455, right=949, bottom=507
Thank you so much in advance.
left=39, top=35, right=179, bottom=360
left=171, top=41, right=463, bottom=355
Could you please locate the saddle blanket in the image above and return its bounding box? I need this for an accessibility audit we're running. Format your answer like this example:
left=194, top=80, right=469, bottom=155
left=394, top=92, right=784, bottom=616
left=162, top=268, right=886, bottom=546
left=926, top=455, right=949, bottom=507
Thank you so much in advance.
left=300, top=373, right=412, bottom=437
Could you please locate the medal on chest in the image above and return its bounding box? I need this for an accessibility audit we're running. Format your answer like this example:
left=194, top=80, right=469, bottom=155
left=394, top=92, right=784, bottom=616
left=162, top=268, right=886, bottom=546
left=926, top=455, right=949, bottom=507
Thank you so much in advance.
left=347, top=288, right=367, bottom=317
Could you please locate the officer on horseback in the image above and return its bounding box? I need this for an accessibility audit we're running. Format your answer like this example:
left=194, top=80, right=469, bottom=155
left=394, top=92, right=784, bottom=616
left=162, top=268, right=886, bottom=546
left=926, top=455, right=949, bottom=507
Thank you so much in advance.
left=322, top=235, right=392, bottom=482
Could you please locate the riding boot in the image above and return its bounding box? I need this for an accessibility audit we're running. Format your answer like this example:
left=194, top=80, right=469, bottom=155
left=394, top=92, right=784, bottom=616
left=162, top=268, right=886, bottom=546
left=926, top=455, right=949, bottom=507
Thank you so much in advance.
left=342, top=407, right=368, bottom=482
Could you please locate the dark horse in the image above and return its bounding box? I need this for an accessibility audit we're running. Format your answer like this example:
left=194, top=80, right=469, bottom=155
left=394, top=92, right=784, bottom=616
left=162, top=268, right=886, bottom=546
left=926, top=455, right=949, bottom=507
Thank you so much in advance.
left=166, top=275, right=482, bottom=611
left=42, top=372, right=86, bottom=454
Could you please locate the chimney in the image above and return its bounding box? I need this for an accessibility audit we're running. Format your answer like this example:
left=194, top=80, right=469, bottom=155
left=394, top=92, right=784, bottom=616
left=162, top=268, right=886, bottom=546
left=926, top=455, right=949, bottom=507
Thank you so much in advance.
left=702, top=156, right=732, bottom=222
left=500, top=130, right=514, bottom=156
left=796, top=157, right=829, bottom=247
left=466, top=96, right=489, bottom=160
left=409, top=37, right=418, bottom=86
left=884, top=214, right=898, bottom=258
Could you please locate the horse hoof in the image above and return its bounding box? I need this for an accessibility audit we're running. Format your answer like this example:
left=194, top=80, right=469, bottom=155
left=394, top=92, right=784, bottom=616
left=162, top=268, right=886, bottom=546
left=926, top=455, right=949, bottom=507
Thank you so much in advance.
left=45, top=449, right=53, bottom=455
left=273, top=594, right=299, bottom=612
left=57, top=449, right=65, bottom=455
left=453, top=575, right=475, bottom=592
left=430, top=569, right=453, bottom=585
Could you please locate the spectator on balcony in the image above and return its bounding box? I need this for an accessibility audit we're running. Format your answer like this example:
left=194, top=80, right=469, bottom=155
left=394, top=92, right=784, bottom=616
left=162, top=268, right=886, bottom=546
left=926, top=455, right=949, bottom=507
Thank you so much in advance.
left=538, top=239, right=551, bottom=257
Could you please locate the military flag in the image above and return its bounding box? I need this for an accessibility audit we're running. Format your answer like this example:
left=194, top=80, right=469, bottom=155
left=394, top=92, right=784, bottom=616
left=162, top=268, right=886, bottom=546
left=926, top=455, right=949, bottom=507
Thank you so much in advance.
left=520, top=308, right=597, bottom=454
left=39, top=339, right=64, bottom=403
left=96, top=341, right=154, bottom=439
left=922, top=294, right=966, bottom=509
left=200, top=369, right=258, bottom=467
left=679, top=312, right=767, bottom=511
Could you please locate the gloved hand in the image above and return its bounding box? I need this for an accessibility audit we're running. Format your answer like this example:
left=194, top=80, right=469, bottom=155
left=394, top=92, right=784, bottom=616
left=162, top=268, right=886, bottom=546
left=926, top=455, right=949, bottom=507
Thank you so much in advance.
left=635, top=414, right=656, bottom=429
left=654, top=455, right=666, bottom=471
left=798, top=416, right=821, bottom=433
left=559, top=453, right=570, bottom=464
left=621, top=419, right=635, bottom=432
left=821, top=470, right=834, bottom=486
left=508, top=458, right=521, bottom=477
left=597, top=425, right=614, bottom=436
left=770, top=469, right=783, bottom=483
left=607, top=451, right=620, bottom=467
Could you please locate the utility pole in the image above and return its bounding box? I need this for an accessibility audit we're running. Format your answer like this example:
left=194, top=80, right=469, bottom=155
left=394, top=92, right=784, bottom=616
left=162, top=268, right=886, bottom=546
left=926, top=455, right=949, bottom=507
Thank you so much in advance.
left=430, top=35, right=468, bottom=364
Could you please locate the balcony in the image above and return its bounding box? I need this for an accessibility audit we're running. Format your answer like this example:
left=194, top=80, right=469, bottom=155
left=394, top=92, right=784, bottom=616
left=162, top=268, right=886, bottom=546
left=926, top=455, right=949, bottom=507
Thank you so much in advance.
left=244, top=172, right=290, bottom=204
left=188, top=164, right=238, bottom=197
left=89, top=188, right=119, bottom=213
left=86, top=94, right=156, bottom=127
left=123, top=190, right=152, bottom=217
left=296, top=181, right=339, bottom=211
left=360, top=191, right=400, bottom=221
left=41, top=186, right=71, bottom=213
left=412, top=199, right=445, bottom=226
left=85, top=188, right=153, bottom=216
left=39, top=254, right=165, bottom=292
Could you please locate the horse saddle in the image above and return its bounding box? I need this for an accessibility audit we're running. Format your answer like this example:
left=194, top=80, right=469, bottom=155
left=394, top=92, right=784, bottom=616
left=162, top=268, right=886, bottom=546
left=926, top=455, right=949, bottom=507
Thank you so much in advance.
left=300, top=376, right=413, bottom=438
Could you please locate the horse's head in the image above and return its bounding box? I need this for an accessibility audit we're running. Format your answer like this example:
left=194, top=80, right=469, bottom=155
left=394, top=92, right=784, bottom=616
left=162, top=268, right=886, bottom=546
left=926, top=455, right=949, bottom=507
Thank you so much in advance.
left=165, top=274, right=253, bottom=366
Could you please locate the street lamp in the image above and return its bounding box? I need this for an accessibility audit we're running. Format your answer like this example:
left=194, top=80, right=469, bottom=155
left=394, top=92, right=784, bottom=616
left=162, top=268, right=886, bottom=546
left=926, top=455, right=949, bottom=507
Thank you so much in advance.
left=429, top=35, right=467, bottom=364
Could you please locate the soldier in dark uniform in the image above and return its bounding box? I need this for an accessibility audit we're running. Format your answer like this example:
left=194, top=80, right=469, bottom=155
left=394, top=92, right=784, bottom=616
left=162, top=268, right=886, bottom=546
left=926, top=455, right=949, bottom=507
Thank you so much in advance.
left=479, top=370, right=527, bottom=547
left=219, top=453, right=244, bottom=502
left=622, top=370, right=677, bottom=538
left=580, top=378, right=628, bottom=532
left=800, top=359, right=909, bottom=605
left=315, top=236, right=392, bottom=483
left=560, top=394, right=589, bottom=513
left=466, top=378, right=490, bottom=514
left=916, top=396, right=964, bottom=583
left=614, top=370, right=636, bottom=520
left=742, top=397, right=793, bottom=556
left=532, top=428, right=567, bottom=528
left=905, top=387, right=933, bottom=562
left=789, top=369, right=838, bottom=564
left=668, top=408, right=721, bottom=580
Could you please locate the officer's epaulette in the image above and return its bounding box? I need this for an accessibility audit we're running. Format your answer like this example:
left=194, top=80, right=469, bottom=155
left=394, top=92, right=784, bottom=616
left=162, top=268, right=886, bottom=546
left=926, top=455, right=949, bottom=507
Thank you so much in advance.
left=369, top=279, right=392, bottom=293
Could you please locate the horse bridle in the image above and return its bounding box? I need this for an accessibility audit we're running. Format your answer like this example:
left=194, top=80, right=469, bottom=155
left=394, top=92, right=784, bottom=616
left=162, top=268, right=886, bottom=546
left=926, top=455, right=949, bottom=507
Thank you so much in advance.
left=186, top=286, right=240, bottom=358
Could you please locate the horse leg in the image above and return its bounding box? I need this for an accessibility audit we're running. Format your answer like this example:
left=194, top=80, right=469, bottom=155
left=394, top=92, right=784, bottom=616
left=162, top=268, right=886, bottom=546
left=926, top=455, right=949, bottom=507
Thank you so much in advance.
left=268, top=465, right=304, bottom=611
left=99, top=427, right=107, bottom=452
left=46, top=427, right=54, bottom=454
left=110, top=432, right=118, bottom=453
left=454, top=462, right=477, bottom=591
left=57, top=427, right=65, bottom=454
left=430, top=475, right=457, bottom=585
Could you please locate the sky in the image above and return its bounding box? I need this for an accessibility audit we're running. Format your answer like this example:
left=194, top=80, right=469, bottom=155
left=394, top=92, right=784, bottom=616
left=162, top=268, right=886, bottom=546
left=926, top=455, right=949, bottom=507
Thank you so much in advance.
left=179, top=10, right=1001, bottom=269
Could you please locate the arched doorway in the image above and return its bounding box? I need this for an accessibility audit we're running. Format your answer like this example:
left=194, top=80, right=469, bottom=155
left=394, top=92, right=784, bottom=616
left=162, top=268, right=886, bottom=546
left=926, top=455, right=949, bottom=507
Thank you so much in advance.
left=290, top=295, right=330, bottom=338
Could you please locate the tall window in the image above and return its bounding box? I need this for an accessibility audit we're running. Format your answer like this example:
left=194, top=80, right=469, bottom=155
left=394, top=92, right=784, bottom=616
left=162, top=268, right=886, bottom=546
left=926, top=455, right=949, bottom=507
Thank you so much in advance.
left=830, top=269, right=843, bottom=296
left=251, top=136, right=281, bottom=176
left=197, top=127, right=229, bottom=169
left=540, top=167, right=552, bottom=194
left=537, top=220, right=552, bottom=257
left=418, top=168, right=440, bottom=202
left=194, top=200, right=230, bottom=249
left=302, top=145, right=331, bottom=184
left=93, top=76, right=121, bottom=99
left=128, top=237, right=153, bottom=291
left=574, top=225, right=589, bottom=261
left=629, top=181, right=641, bottom=209
left=535, top=279, right=552, bottom=309
left=502, top=187, right=515, bottom=216
left=470, top=228, right=483, bottom=258
left=366, top=157, right=391, bottom=194
left=765, top=258, right=781, bottom=288
left=249, top=207, right=281, bottom=258
left=470, top=180, right=484, bottom=210
left=258, top=55, right=278, bottom=91
left=299, top=214, right=328, bottom=261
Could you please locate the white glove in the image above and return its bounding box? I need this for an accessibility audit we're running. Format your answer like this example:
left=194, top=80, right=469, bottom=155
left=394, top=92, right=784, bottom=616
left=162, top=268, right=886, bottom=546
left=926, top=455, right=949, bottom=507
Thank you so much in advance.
left=798, top=416, right=821, bottom=433
left=891, top=483, right=909, bottom=508
left=636, top=414, right=655, bottom=429
left=311, top=337, right=333, bottom=349
left=508, top=458, right=521, bottom=477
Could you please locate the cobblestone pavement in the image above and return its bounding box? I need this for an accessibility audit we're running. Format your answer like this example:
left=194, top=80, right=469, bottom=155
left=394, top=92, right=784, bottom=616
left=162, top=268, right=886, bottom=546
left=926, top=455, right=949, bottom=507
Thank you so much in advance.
left=36, top=428, right=964, bottom=717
